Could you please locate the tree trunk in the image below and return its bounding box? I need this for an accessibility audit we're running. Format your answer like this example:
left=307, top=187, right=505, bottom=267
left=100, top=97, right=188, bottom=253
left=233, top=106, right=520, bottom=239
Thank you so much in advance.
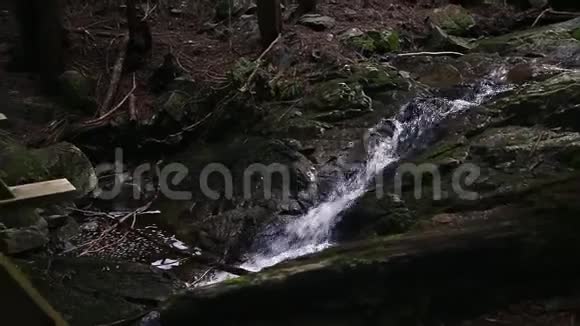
left=257, top=0, right=282, bottom=47
left=11, top=0, right=64, bottom=93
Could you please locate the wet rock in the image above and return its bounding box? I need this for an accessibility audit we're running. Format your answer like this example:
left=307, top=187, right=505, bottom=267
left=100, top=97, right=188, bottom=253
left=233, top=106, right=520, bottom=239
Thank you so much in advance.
left=298, top=14, right=336, bottom=31
left=159, top=177, right=580, bottom=325
left=53, top=217, right=80, bottom=242
left=418, top=63, right=464, bottom=88
left=430, top=4, right=476, bottom=36
left=0, top=214, right=48, bottom=254
left=304, top=81, right=372, bottom=113
left=58, top=70, right=96, bottom=112
left=428, top=25, right=475, bottom=52
left=336, top=192, right=416, bottom=241
left=474, top=17, right=580, bottom=62
left=153, top=137, right=318, bottom=258
left=16, top=257, right=184, bottom=326
left=348, top=63, right=409, bottom=92
left=392, top=70, right=580, bottom=217
left=506, top=63, right=534, bottom=84
left=344, top=30, right=400, bottom=54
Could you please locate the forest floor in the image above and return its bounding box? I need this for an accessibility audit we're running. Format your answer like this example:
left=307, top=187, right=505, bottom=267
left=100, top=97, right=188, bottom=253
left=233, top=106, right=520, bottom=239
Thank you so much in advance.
left=0, top=0, right=524, bottom=146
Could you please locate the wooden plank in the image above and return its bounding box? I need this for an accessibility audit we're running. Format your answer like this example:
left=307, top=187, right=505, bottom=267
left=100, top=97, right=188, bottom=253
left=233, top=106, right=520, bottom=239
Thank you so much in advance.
left=0, top=254, right=69, bottom=326
left=0, top=179, right=76, bottom=208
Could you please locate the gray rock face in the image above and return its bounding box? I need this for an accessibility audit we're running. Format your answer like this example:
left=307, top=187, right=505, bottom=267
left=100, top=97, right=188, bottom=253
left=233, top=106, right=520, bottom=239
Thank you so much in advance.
left=152, top=137, right=319, bottom=258
left=298, top=14, right=336, bottom=31
left=428, top=25, right=475, bottom=52
left=0, top=215, right=48, bottom=254
left=16, top=257, right=184, bottom=326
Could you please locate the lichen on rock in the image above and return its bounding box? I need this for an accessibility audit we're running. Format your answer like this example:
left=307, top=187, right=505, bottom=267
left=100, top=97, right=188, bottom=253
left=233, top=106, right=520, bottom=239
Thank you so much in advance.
left=430, top=4, right=476, bottom=36
left=344, top=30, right=400, bottom=54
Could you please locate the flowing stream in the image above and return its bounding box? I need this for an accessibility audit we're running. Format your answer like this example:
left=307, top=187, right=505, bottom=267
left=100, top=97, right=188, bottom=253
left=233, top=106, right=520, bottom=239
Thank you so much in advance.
left=207, top=70, right=510, bottom=283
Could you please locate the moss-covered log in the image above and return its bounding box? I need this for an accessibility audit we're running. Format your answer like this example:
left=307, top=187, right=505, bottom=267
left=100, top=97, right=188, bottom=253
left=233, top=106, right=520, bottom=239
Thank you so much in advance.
left=160, top=175, right=580, bottom=326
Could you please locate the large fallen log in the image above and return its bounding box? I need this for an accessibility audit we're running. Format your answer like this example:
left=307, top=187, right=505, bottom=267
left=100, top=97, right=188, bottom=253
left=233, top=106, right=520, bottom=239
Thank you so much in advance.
left=160, top=175, right=580, bottom=325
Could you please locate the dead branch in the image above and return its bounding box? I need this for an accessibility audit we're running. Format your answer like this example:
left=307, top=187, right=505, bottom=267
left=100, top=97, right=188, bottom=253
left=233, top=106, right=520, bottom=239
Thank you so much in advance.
left=531, top=8, right=551, bottom=28
left=88, top=73, right=136, bottom=125
left=240, top=34, right=282, bottom=93
left=531, top=8, right=580, bottom=27
left=61, top=200, right=153, bottom=255
left=396, top=51, right=465, bottom=57
left=100, top=35, right=130, bottom=115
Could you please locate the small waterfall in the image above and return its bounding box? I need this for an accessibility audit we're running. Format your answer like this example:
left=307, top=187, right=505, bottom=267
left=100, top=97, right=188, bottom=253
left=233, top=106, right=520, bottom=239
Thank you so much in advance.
left=206, top=71, right=510, bottom=283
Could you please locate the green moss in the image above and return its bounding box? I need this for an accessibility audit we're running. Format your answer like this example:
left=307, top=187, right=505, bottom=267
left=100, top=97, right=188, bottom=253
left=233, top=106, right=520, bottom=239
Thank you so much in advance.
left=348, top=35, right=377, bottom=53
left=572, top=28, right=580, bottom=41
left=346, top=30, right=400, bottom=54
left=228, top=58, right=259, bottom=86
left=304, top=80, right=371, bottom=112
left=223, top=276, right=251, bottom=286
left=270, top=78, right=304, bottom=100
left=349, top=64, right=405, bottom=92
left=431, top=5, right=475, bottom=36
left=162, top=91, right=192, bottom=121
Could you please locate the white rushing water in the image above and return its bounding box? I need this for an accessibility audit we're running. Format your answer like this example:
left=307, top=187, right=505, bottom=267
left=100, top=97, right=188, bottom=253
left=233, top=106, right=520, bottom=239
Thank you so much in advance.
left=204, top=72, right=509, bottom=284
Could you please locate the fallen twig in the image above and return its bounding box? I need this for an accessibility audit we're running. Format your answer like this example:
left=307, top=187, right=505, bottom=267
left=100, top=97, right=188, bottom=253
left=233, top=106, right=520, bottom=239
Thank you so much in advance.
left=240, top=34, right=282, bottom=93
left=190, top=268, right=214, bottom=287
left=61, top=200, right=153, bottom=255
left=531, top=8, right=551, bottom=28
left=100, top=34, right=130, bottom=115
left=396, top=51, right=465, bottom=57
left=531, top=8, right=580, bottom=27
left=87, top=73, right=136, bottom=125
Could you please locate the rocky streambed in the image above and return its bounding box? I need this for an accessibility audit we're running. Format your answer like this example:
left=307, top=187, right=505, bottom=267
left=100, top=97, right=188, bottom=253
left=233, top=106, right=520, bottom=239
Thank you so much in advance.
left=2, top=12, right=580, bottom=326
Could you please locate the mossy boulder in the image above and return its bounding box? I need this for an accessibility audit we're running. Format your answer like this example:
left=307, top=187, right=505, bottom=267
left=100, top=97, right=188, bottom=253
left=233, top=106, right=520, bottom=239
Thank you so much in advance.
left=430, top=5, right=475, bottom=36
left=304, top=81, right=372, bottom=113
left=336, top=192, right=416, bottom=241
left=0, top=214, right=48, bottom=254
left=345, top=30, right=400, bottom=54
left=391, top=70, right=580, bottom=217
left=161, top=91, right=192, bottom=122
left=428, top=25, right=475, bottom=52
left=0, top=133, right=97, bottom=197
left=58, top=70, right=96, bottom=112
left=348, top=63, right=408, bottom=92
left=474, top=17, right=580, bottom=59
left=160, top=176, right=580, bottom=325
